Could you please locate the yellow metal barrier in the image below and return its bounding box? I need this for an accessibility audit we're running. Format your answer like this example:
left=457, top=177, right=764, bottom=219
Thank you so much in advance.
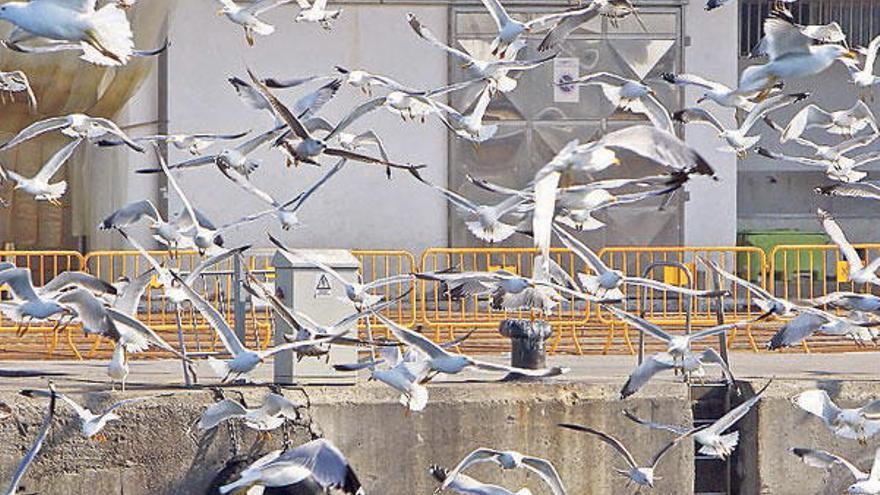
left=768, top=244, right=880, bottom=353
left=350, top=250, right=418, bottom=336
left=0, top=251, right=87, bottom=359
left=595, top=246, right=768, bottom=354
left=419, top=247, right=592, bottom=351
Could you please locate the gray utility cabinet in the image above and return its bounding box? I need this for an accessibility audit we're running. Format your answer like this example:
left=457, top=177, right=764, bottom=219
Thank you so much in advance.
left=272, top=249, right=359, bottom=385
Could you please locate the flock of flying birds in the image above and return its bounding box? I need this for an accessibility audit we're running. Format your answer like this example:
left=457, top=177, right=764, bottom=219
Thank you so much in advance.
left=2, top=0, right=880, bottom=493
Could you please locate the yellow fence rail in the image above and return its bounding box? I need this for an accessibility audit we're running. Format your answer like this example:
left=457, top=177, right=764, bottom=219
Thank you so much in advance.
left=2, top=244, right=879, bottom=360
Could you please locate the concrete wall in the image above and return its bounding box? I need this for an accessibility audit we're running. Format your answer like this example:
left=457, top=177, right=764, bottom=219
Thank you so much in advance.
left=0, top=382, right=695, bottom=494
left=162, top=1, right=449, bottom=255
left=682, top=0, right=740, bottom=246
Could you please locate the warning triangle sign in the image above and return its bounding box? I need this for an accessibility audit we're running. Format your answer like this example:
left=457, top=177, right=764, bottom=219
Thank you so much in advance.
left=316, top=274, right=332, bottom=291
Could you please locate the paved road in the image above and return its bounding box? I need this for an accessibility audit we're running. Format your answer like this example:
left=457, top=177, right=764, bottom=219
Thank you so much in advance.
left=0, top=351, right=877, bottom=393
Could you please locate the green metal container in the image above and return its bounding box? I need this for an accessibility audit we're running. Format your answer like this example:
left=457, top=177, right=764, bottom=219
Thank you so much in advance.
left=737, top=230, right=829, bottom=282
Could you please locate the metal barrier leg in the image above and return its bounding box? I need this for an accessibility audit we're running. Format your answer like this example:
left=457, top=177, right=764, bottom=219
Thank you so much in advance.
left=66, top=327, right=83, bottom=360
left=174, top=307, right=193, bottom=387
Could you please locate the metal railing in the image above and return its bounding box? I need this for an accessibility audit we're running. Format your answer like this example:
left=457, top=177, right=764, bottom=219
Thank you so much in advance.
left=1, top=245, right=879, bottom=360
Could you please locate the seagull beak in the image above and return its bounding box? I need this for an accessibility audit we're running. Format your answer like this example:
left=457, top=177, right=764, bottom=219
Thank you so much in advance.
left=216, top=9, right=225, bottom=16
left=844, top=49, right=859, bottom=60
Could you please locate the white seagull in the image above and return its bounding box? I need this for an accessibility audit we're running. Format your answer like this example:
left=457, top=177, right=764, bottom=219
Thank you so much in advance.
left=0, top=113, right=144, bottom=152
left=0, top=0, right=134, bottom=66
left=783, top=101, right=878, bottom=140
left=0, top=70, right=36, bottom=111
left=564, top=72, right=672, bottom=131
left=660, top=72, right=763, bottom=111
left=96, top=129, right=251, bottom=156
left=438, top=449, right=566, bottom=495
left=5, top=138, right=82, bottom=206
left=215, top=0, right=295, bottom=46
left=673, top=92, right=809, bottom=158
left=375, top=312, right=569, bottom=379
left=219, top=439, right=364, bottom=494
left=198, top=392, right=301, bottom=431
left=620, top=349, right=733, bottom=399
left=792, top=389, right=880, bottom=444
left=819, top=208, right=880, bottom=286
left=624, top=381, right=770, bottom=459
left=477, top=0, right=601, bottom=57
left=2, top=384, right=54, bottom=495
left=557, top=423, right=704, bottom=489
left=335, top=345, right=432, bottom=412
left=20, top=388, right=153, bottom=441
left=792, top=447, right=880, bottom=495
left=429, top=465, right=533, bottom=495
left=294, top=0, right=341, bottom=29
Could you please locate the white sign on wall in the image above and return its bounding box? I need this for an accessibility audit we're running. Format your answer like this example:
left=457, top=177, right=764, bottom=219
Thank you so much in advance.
left=314, top=273, right=333, bottom=298
left=554, top=57, right=580, bottom=103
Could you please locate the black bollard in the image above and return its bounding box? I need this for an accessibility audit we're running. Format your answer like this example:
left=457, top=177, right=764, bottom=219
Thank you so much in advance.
left=498, top=319, right=553, bottom=380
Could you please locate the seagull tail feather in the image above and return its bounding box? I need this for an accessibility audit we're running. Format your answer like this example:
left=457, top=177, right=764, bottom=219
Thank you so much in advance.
left=80, top=4, right=134, bottom=66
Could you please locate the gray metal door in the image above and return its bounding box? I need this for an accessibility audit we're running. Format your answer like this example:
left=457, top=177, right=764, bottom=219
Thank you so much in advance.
left=447, top=2, right=686, bottom=249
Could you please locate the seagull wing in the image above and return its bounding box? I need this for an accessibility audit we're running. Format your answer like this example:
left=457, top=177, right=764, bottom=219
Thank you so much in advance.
left=99, top=200, right=162, bottom=229
left=673, top=107, right=726, bottom=133
left=651, top=426, right=707, bottom=468
left=816, top=181, right=880, bottom=201
left=552, top=222, right=610, bottom=275
left=779, top=103, right=832, bottom=143
left=185, top=245, right=251, bottom=285
left=171, top=271, right=246, bottom=357
left=293, top=78, right=343, bottom=119
left=269, top=235, right=351, bottom=287
left=479, top=0, right=511, bottom=30
left=0, top=116, right=69, bottom=150
left=698, top=347, right=735, bottom=385
left=33, top=137, right=82, bottom=183
left=704, top=381, right=771, bottom=435
left=638, top=93, right=674, bottom=133
left=537, top=4, right=598, bottom=52
left=793, top=389, right=843, bottom=425
left=603, top=305, right=673, bottom=342
left=92, top=118, right=144, bottom=152
left=39, top=271, right=116, bottom=297
left=688, top=322, right=740, bottom=343
left=285, top=157, right=347, bottom=212
left=767, top=311, right=827, bottom=349
left=407, top=13, right=476, bottom=65
left=218, top=166, right=279, bottom=208
left=247, top=69, right=312, bottom=140
left=599, top=125, right=714, bottom=176
left=442, top=449, right=503, bottom=490
left=249, top=0, right=294, bottom=15
left=0, top=269, right=40, bottom=302
left=327, top=96, right=388, bottom=141
left=4, top=387, right=55, bottom=495
left=112, top=269, right=154, bottom=315
left=521, top=456, right=566, bottom=495
left=741, top=93, right=808, bottom=134
left=864, top=34, right=880, bottom=76
left=699, top=257, right=775, bottom=301
left=619, top=353, right=676, bottom=399
left=791, top=448, right=867, bottom=481
left=409, top=168, right=479, bottom=214
left=373, top=312, right=450, bottom=360
left=763, top=16, right=813, bottom=60
left=198, top=399, right=248, bottom=430
left=155, top=145, right=199, bottom=232
left=622, top=409, right=691, bottom=435
left=237, top=124, right=287, bottom=156
left=469, top=358, right=568, bottom=377
left=660, top=72, right=728, bottom=92
left=557, top=423, right=637, bottom=469
left=818, top=208, right=863, bottom=271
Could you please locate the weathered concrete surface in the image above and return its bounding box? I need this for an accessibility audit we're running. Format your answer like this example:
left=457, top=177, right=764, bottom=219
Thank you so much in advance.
left=1, top=353, right=880, bottom=494
left=0, top=381, right=694, bottom=495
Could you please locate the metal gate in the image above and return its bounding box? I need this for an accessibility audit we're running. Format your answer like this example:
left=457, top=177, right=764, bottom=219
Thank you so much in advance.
left=446, top=1, right=687, bottom=250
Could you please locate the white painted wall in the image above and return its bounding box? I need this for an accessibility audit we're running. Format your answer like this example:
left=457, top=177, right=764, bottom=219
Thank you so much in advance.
left=163, top=1, right=449, bottom=255
left=682, top=0, right=740, bottom=246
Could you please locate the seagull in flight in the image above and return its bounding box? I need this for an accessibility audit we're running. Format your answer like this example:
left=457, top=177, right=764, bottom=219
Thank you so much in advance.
left=792, top=389, right=880, bottom=444
left=375, top=312, right=569, bottom=379
left=624, top=381, right=771, bottom=459
left=0, top=113, right=143, bottom=152
left=219, top=439, right=365, bottom=494
left=428, top=465, right=533, bottom=495
left=819, top=208, right=880, bottom=286
left=198, top=392, right=301, bottom=432
left=172, top=271, right=352, bottom=382
left=557, top=423, right=705, bottom=489
left=563, top=72, right=672, bottom=131
left=554, top=223, right=724, bottom=300
left=2, top=384, right=55, bottom=495
left=782, top=101, right=878, bottom=140
left=20, top=388, right=155, bottom=441
left=477, top=0, right=602, bottom=57
left=96, top=129, right=251, bottom=156
left=5, top=138, right=81, bottom=206
left=438, top=449, right=566, bottom=495
left=660, top=72, right=765, bottom=111
left=294, top=0, right=342, bottom=29
left=792, top=447, right=880, bottom=494
left=673, top=92, right=809, bottom=158
left=620, top=348, right=734, bottom=399
left=0, top=70, right=36, bottom=111
left=215, top=0, right=295, bottom=46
